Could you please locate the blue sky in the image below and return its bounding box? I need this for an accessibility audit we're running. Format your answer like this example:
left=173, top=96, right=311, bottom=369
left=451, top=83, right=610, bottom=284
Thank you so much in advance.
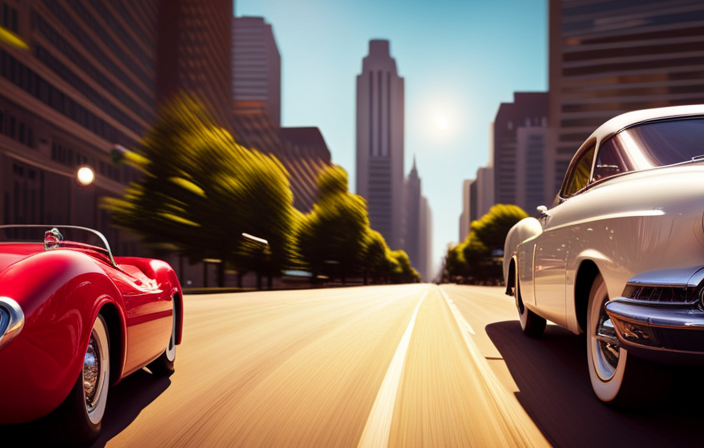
left=236, top=0, right=548, bottom=278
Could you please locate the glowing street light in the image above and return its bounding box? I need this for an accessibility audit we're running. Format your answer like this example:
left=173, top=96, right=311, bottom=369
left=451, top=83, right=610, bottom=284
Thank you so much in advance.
left=76, top=166, right=95, bottom=186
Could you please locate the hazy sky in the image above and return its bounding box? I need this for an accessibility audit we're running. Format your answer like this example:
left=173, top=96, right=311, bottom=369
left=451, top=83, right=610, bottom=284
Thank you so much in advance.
left=236, top=0, right=548, bottom=277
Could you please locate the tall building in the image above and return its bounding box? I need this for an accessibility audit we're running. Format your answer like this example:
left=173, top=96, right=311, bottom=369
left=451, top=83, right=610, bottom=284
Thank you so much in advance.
left=0, top=0, right=160, bottom=253
left=549, top=0, right=704, bottom=198
left=516, top=126, right=550, bottom=214
left=419, top=195, right=432, bottom=282
left=459, top=178, right=474, bottom=242
left=157, top=0, right=233, bottom=129
left=403, top=158, right=421, bottom=271
left=475, top=165, right=494, bottom=218
left=232, top=17, right=281, bottom=126
left=356, top=39, right=405, bottom=249
left=493, top=92, right=548, bottom=209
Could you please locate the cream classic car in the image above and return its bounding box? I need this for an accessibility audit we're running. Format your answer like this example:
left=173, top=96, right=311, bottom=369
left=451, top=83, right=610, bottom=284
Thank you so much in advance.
left=504, top=104, right=704, bottom=406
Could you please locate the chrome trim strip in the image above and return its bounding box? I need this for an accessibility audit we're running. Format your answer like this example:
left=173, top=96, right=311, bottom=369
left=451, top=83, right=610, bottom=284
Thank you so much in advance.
left=0, top=297, right=24, bottom=351
left=605, top=298, right=704, bottom=330
left=0, top=224, right=117, bottom=268
left=626, top=265, right=704, bottom=288
left=613, top=296, right=698, bottom=307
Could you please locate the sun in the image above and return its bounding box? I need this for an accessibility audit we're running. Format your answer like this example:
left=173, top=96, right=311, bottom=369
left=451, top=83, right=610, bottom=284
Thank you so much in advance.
left=436, top=116, right=448, bottom=130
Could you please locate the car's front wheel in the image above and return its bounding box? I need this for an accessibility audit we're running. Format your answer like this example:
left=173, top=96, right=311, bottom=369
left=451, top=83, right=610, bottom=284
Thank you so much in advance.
left=586, top=273, right=670, bottom=407
left=48, top=313, right=111, bottom=445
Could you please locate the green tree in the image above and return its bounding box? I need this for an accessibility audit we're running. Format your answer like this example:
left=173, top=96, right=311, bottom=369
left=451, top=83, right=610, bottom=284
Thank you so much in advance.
left=296, top=166, right=370, bottom=283
left=361, top=229, right=390, bottom=284
left=444, top=204, right=528, bottom=285
left=390, top=250, right=421, bottom=283
left=470, top=204, right=529, bottom=252
left=104, top=93, right=297, bottom=288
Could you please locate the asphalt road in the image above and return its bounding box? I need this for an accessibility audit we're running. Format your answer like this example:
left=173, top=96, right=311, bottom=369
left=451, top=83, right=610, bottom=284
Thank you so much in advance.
left=9, top=284, right=704, bottom=447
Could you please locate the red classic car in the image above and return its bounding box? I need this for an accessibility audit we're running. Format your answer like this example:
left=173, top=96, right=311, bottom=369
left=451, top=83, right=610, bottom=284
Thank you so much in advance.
left=0, top=225, right=183, bottom=445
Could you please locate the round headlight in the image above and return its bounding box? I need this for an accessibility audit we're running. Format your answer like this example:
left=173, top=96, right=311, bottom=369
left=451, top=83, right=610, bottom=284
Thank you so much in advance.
left=0, top=306, right=9, bottom=335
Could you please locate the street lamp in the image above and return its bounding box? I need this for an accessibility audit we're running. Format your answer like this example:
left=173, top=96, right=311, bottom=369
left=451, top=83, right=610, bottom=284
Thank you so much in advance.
left=76, top=166, right=95, bottom=186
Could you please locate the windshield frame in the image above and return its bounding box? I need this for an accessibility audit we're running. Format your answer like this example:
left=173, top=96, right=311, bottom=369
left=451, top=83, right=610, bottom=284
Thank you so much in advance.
left=0, top=225, right=117, bottom=268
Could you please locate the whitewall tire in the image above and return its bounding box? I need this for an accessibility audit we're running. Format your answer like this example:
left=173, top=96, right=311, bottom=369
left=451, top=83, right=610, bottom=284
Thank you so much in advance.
left=586, top=273, right=671, bottom=407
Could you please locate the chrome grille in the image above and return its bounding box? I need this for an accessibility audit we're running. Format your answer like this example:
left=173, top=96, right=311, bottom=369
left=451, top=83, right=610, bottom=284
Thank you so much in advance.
left=622, top=285, right=694, bottom=304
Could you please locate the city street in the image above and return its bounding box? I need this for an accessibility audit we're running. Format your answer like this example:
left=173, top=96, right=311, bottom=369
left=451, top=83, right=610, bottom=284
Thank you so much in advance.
left=36, top=284, right=704, bottom=447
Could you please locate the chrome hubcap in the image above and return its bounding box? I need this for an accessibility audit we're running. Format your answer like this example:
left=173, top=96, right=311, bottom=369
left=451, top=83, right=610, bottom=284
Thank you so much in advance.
left=593, top=299, right=620, bottom=380
left=84, top=331, right=101, bottom=410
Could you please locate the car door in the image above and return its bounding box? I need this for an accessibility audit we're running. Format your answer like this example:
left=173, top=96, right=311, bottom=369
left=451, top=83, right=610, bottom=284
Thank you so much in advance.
left=110, top=267, right=172, bottom=375
left=533, top=142, right=595, bottom=326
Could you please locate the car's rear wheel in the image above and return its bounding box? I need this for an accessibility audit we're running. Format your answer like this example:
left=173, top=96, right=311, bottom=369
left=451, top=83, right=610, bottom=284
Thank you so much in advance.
left=49, top=313, right=110, bottom=445
left=586, top=273, right=671, bottom=407
left=148, top=296, right=177, bottom=376
left=515, top=266, right=546, bottom=337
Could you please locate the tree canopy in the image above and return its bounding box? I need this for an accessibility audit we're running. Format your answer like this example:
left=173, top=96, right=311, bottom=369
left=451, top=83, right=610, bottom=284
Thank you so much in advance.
left=444, top=204, right=528, bottom=284
left=104, top=93, right=297, bottom=286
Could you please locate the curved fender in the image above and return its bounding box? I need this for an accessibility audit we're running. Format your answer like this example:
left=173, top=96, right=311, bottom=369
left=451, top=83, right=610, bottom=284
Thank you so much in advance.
left=117, top=256, right=183, bottom=345
left=504, top=217, right=543, bottom=283
left=0, top=250, right=126, bottom=424
left=566, top=249, right=612, bottom=334
left=150, top=259, right=184, bottom=345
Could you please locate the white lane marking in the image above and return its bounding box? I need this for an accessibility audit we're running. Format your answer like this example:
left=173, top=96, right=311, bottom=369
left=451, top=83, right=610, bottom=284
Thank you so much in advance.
left=357, top=291, right=427, bottom=448
left=438, top=286, right=543, bottom=447
left=439, top=288, right=475, bottom=335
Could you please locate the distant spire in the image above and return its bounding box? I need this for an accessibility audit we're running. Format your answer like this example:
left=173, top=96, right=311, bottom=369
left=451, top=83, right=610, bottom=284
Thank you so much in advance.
left=412, top=154, right=417, bottom=171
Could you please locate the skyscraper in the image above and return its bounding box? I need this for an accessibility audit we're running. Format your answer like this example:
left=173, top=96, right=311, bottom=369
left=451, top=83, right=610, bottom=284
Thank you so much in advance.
left=475, top=166, right=494, bottom=218
left=459, top=179, right=475, bottom=242
left=492, top=92, right=548, bottom=209
left=419, top=195, right=432, bottom=282
left=356, top=39, right=404, bottom=249
left=232, top=17, right=281, bottom=126
left=549, top=0, right=704, bottom=197
left=403, top=158, right=421, bottom=270
left=157, top=0, right=233, bottom=129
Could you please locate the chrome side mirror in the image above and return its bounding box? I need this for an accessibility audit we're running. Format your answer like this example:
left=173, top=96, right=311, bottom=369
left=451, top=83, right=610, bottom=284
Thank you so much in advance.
left=44, top=228, right=63, bottom=250
left=537, top=205, right=550, bottom=219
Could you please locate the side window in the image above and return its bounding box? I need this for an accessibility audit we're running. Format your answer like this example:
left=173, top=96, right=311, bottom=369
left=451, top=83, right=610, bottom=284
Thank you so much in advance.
left=563, top=144, right=595, bottom=197
left=593, top=138, right=626, bottom=181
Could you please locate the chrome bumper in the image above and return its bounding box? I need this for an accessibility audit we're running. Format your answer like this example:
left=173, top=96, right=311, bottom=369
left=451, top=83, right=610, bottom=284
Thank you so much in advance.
left=605, top=298, right=704, bottom=362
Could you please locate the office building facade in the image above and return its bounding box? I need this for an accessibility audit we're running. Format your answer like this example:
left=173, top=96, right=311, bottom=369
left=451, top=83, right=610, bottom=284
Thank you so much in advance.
left=419, top=195, right=432, bottom=282
left=493, top=92, right=548, bottom=210
left=475, top=166, right=494, bottom=218
left=459, top=178, right=475, bottom=242
left=157, top=0, right=233, bottom=129
left=0, top=0, right=160, bottom=253
left=356, top=39, right=405, bottom=249
left=233, top=17, right=281, bottom=126
left=549, top=0, right=704, bottom=197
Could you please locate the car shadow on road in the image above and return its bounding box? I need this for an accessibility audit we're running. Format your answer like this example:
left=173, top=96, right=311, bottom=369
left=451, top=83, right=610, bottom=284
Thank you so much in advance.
left=88, top=368, right=171, bottom=447
left=0, top=369, right=170, bottom=447
left=487, top=321, right=704, bottom=448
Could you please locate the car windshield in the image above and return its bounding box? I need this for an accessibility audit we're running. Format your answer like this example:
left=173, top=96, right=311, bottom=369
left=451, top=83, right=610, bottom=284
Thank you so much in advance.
left=594, top=117, right=704, bottom=181
left=0, top=225, right=116, bottom=266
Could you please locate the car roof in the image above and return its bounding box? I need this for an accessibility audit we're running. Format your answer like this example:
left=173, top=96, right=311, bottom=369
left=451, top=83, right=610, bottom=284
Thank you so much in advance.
left=588, top=104, right=704, bottom=145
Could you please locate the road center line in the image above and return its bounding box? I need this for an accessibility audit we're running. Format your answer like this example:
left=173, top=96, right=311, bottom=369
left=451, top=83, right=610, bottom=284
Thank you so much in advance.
left=357, top=290, right=427, bottom=448
left=439, top=288, right=475, bottom=335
